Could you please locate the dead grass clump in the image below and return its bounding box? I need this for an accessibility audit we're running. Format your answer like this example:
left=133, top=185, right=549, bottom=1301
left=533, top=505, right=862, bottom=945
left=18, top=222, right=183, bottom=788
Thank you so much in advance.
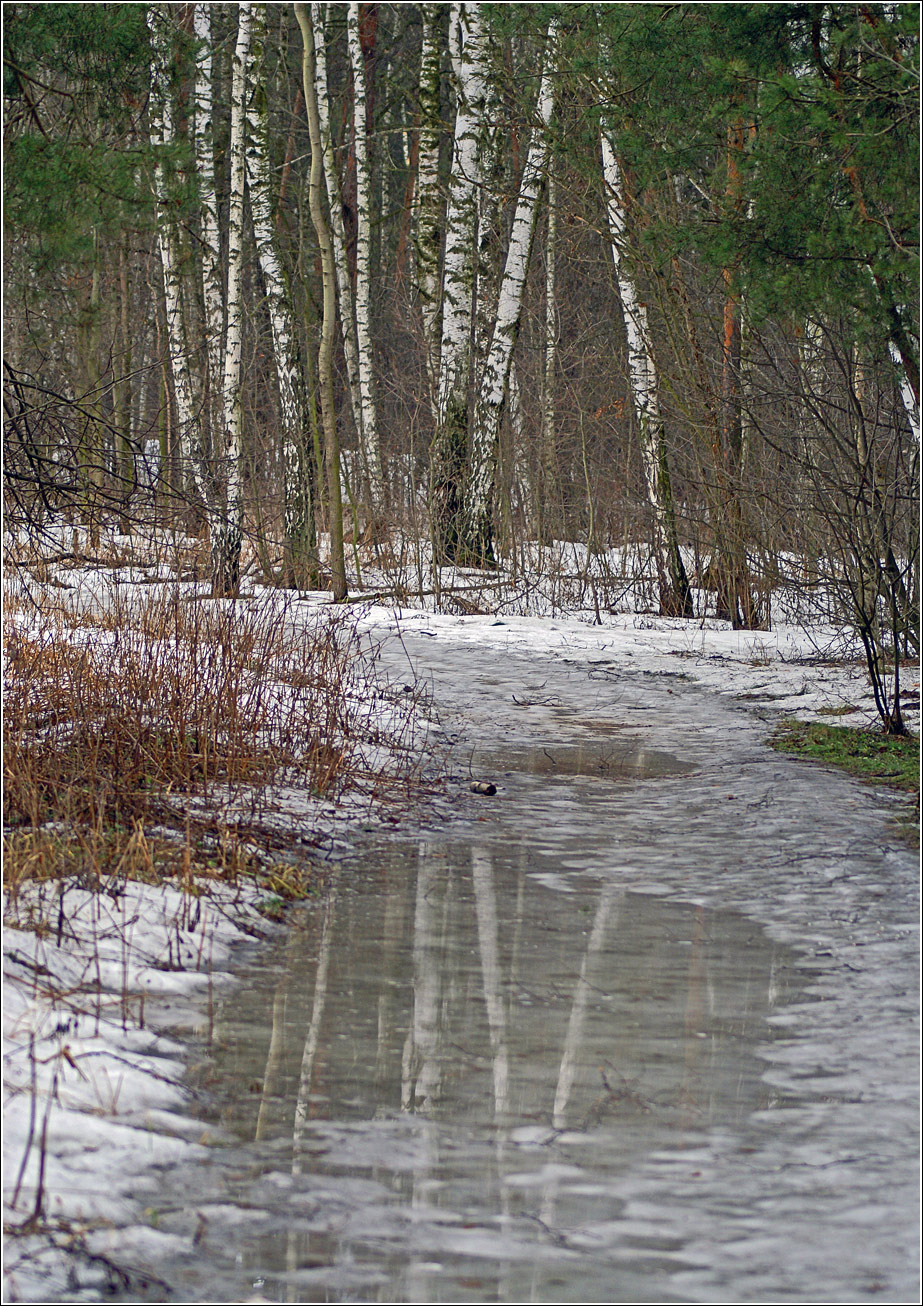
left=3, top=583, right=423, bottom=880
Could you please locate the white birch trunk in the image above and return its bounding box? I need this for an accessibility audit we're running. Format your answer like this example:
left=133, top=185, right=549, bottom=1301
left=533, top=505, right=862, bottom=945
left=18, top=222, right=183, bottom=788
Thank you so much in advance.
left=890, top=341, right=920, bottom=443
left=246, top=3, right=316, bottom=584
left=347, top=2, right=384, bottom=505
left=471, top=26, right=503, bottom=404
left=430, top=1, right=487, bottom=561
left=600, top=122, right=691, bottom=615
left=413, top=2, right=445, bottom=419
left=147, top=4, right=211, bottom=508
left=310, top=2, right=375, bottom=510
left=213, top=3, right=252, bottom=596
left=464, top=21, right=559, bottom=564
left=192, top=3, right=224, bottom=461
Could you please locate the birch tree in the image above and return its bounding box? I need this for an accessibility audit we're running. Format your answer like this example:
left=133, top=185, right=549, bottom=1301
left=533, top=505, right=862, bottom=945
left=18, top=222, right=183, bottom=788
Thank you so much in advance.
left=412, top=2, right=445, bottom=419
left=210, top=3, right=251, bottom=597
left=430, top=1, right=487, bottom=563
left=347, top=2, right=384, bottom=507
left=296, top=1, right=347, bottom=601
left=192, top=3, right=224, bottom=466
left=310, top=2, right=382, bottom=512
left=462, top=19, right=559, bottom=565
left=599, top=119, right=692, bottom=617
left=146, top=4, right=211, bottom=509
left=246, top=2, right=317, bottom=587
left=149, top=2, right=247, bottom=596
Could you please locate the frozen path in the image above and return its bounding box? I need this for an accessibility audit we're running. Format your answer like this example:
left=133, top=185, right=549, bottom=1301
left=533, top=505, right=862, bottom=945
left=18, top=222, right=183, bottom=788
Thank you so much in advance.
left=385, top=623, right=919, bottom=1302
left=149, top=615, right=918, bottom=1304
left=5, top=605, right=917, bottom=1303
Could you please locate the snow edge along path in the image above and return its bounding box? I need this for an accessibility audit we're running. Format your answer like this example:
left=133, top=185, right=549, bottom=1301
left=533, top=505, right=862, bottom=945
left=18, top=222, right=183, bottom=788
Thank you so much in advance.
left=2, top=875, right=284, bottom=1299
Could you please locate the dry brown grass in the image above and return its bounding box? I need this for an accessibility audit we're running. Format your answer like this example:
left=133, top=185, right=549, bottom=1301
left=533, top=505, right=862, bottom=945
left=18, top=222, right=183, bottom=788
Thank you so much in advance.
left=3, top=575, right=426, bottom=898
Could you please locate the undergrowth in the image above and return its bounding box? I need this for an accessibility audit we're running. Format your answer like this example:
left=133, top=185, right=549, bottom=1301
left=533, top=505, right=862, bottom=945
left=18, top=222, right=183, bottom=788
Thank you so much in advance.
left=3, top=573, right=427, bottom=908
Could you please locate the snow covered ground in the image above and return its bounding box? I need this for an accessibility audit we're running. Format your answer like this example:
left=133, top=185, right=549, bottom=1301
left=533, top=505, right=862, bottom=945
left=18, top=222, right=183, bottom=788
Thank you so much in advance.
left=3, top=558, right=918, bottom=1300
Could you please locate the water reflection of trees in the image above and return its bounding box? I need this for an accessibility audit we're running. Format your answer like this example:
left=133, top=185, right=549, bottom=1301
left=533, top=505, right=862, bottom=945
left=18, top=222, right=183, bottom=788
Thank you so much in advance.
left=225, top=837, right=787, bottom=1294
left=241, top=837, right=787, bottom=1142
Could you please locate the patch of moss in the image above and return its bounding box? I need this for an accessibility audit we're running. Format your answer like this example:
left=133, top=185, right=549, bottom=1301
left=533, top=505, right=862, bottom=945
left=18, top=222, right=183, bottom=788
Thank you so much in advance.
left=772, top=720, right=920, bottom=847
left=771, top=720, right=919, bottom=794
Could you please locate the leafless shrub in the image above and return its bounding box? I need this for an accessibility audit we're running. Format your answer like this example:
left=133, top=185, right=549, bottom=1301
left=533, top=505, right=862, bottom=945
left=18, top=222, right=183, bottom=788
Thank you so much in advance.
left=3, top=574, right=427, bottom=889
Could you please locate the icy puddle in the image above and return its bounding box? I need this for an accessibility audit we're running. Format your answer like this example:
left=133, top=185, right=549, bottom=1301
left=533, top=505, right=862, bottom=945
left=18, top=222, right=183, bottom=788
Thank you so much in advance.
left=471, top=737, right=695, bottom=780
left=159, top=839, right=803, bottom=1304
left=137, top=654, right=916, bottom=1305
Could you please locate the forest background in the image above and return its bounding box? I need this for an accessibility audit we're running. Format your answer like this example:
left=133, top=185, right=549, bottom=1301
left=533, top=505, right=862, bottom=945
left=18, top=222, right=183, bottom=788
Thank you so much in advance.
left=3, top=1, right=919, bottom=733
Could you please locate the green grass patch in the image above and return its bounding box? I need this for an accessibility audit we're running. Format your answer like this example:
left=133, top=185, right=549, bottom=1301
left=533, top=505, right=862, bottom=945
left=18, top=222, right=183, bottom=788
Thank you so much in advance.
left=772, top=720, right=920, bottom=794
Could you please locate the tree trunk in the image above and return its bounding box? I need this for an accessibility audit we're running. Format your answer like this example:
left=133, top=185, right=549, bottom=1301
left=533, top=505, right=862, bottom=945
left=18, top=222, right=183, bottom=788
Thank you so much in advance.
left=247, top=3, right=318, bottom=588
left=430, top=1, right=487, bottom=564
left=296, top=2, right=347, bottom=601
left=212, top=2, right=252, bottom=598
left=192, top=3, right=224, bottom=467
left=115, top=240, right=134, bottom=533
left=310, top=2, right=379, bottom=517
left=412, top=2, right=445, bottom=421
left=147, top=4, right=212, bottom=513
left=347, top=2, right=385, bottom=509
left=715, top=113, right=759, bottom=629
left=463, top=20, right=559, bottom=566
left=599, top=123, right=691, bottom=617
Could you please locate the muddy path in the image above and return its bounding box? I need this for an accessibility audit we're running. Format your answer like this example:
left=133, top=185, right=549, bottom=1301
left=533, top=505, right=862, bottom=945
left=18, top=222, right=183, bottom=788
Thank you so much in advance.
left=125, top=633, right=919, bottom=1303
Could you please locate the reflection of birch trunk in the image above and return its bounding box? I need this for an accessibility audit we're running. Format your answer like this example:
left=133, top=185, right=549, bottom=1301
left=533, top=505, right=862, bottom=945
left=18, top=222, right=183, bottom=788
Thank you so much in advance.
left=246, top=3, right=317, bottom=587
left=464, top=20, right=559, bottom=566
left=255, top=929, right=304, bottom=1142
left=402, top=842, right=446, bottom=1112
left=375, top=853, right=409, bottom=1092
left=538, top=883, right=622, bottom=1235
left=471, top=847, right=509, bottom=1117
left=552, top=884, right=621, bottom=1129
left=404, top=845, right=450, bottom=1302
left=600, top=122, right=691, bottom=617
left=255, top=984, right=287, bottom=1143
left=292, top=884, right=338, bottom=1172
left=678, top=903, right=709, bottom=1123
